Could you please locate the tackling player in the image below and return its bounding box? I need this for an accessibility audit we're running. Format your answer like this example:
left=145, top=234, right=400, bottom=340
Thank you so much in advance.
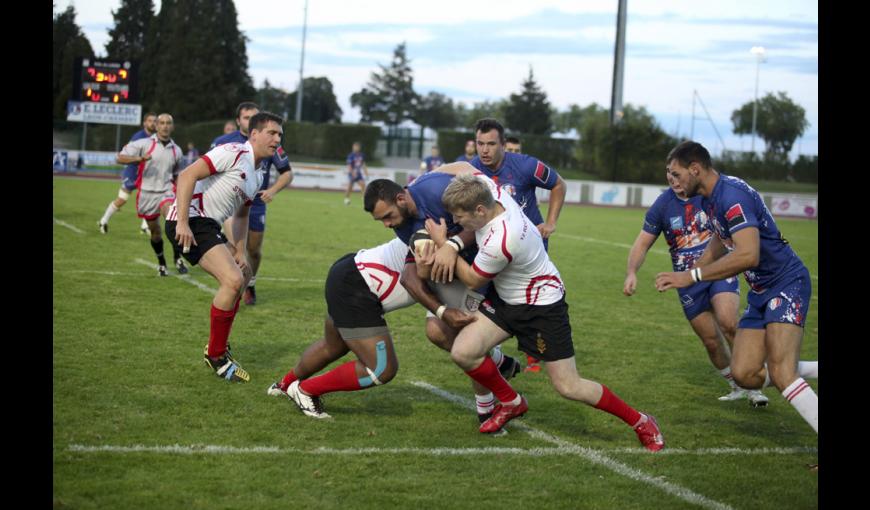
left=426, top=172, right=665, bottom=451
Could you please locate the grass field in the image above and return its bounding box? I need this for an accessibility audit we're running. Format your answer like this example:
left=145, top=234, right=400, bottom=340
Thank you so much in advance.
left=53, top=176, right=819, bottom=509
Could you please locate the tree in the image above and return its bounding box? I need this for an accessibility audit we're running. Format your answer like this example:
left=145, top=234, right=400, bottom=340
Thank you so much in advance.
left=257, top=79, right=290, bottom=119
left=554, top=104, right=601, bottom=133
left=415, top=92, right=458, bottom=130
left=457, top=99, right=510, bottom=128
left=104, top=0, right=155, bottom=61
left=577, top=104, right=678, bottom=183
left=350, top=42, right=419, bottom=126
left=53, top=5, right=95, bottom=119
left=287, top=76, right=343, bottom=123
left=504, top=67, right=553, bottom=135
left=731, top=91, right=809, bottom=158
left=142, top=0, right=255, bottom=121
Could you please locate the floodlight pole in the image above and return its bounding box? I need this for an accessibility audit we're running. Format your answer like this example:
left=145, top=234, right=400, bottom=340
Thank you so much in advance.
left=295, top=0, right=309, bottom=122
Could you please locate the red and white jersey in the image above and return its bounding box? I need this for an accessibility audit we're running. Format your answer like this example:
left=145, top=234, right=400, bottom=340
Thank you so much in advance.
left=354, top=238, right=416, bottom=313
left=167, top=141, right=263, bottom=225
left=470, top=174, right=565, bottom=305
left=120, top=135, right=183, bottom=192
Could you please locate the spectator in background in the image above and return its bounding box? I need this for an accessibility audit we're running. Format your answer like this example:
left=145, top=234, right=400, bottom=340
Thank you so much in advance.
left=185, top=142, right=200, bottom=168
left=421, top=146, right=445, bottom=174
left=505, top=136, right=522, bottom=154
left=223, top=120, right=236, bottom=135
left=455, top=140, right=476, bottom=162
left=344, top=142, right=369, bottom=205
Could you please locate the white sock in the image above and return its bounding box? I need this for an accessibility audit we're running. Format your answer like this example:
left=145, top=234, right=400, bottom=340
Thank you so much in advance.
left=100, top=202, right=119, bottom=225
left=140, top=218, right=148, bottom=229
left=489, top=345, right=504, bottom=367
left=248, top=276, right=257, bottom=288
left=476, top=393, right=495, bottom=415
left=762, top=364, right=771, bottom=388
left=782, top=377, right=818, bottom=433
left=798, top=361, right=818, bottom=379
left=719, top=366, right=740, bottom=389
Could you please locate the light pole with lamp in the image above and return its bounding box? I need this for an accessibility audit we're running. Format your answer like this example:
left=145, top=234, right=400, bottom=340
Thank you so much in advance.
left=750, top=46, right=766, bottom=154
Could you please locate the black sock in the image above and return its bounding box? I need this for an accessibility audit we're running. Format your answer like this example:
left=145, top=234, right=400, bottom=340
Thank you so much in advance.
left=151, top=239, right=167, bottom=266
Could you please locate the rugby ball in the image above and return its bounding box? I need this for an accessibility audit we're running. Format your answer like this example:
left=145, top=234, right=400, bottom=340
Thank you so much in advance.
left=410, top=229, right=434, bottom=258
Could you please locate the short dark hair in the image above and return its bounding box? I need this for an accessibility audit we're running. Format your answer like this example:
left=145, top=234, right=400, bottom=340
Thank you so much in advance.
left=144, top=112, right=157, bottom=120
left=235, top=101, right=259, bottom=119
left=364, top=179, right=404, bottom=213
left=505, top=136, right=521, bottom=144
left=249, top=111, right=284, bottom=133
left=666, top=141, right=712, bottom=170
left=474, top=118, right=505, bottom=142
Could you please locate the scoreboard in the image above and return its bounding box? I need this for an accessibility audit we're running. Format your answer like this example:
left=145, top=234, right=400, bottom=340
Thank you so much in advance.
left=72, top=57, right=139, bottom=104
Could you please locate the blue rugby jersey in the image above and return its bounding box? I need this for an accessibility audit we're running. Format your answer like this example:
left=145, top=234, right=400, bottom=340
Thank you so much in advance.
left=643, top=188, right=713, bottom=272
left=702, top=174, right=806, bottom=293
left=470, top=151, right=559, bottom=227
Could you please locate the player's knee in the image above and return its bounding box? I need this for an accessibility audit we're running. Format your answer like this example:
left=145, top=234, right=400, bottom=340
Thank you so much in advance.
left=699, top=335, right=722, bottom=355
left=765, top=361, right=797, bottom=391
left=450, top=341, right=479, bottom=369
left=425, top=320, right=453, bottom=351
left=718, top=321, right=738, bottom=340
left=731, top=364, right=761, bottom=389
left=117, top=189, right=130, bottom=202
left=223, top=270, right=246, bottom=294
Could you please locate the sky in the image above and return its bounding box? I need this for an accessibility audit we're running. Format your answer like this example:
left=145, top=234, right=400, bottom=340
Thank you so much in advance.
left=63, top=0, right=819, bottom=158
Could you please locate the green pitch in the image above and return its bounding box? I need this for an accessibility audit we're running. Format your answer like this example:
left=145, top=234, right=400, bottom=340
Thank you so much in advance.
left=53, top=176, right=818, bottom=509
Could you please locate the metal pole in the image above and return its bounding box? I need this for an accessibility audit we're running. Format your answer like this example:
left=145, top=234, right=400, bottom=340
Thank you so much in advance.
left=610, top=0, right=627, bottom=126
left=295, top=0, right=309, bottom=122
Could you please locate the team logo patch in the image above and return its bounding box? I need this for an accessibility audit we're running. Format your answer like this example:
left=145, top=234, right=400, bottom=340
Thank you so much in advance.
left=533, top=161, right=551, bottom=184
left=680, top=294, right=694, bottom=308
left=769, top=297, right=783, bottom=310
left=725, top=203, right=748, bottom=229
left=535, top=332, right=547, bottom=354
left=465, top=294, right=481, bottom=312
left=481, top=299, right=495, bottom=314
left=669, top=216, right=684, bottom=230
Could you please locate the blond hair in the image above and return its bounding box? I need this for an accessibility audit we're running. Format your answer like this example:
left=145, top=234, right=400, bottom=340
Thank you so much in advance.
left=442, top=174, right=495, bottom=213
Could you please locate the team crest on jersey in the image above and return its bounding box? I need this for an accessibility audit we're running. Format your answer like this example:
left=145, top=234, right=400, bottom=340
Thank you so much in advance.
left=481, top=299, right=495, bottom=314
left=725, top=203, right=748, bottom=229
left=500, top=184, right=516, bottom=198
left=465, top=295, right=481, bottom=312
left=769, top=297, right=783, bottom=310
left=535, top=332, right=547, bottom=354
left=533, top=161, right=551, bottom=184
left=669, top=216, right=684, bottom=230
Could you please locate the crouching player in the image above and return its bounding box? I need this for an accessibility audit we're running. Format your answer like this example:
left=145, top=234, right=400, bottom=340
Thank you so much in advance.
left=267, top=238, right=448, bottom=418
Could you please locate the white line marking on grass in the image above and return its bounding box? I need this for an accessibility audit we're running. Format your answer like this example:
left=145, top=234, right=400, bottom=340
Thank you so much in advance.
left=54, top=270, right=141, bottom=276
left=54, top=218, right=86, bottom=234
left=410, top=380, right=734, bottom=510
left=254, top=276, right=324, bottom=283
left=134, top=258, right=217, bottom=295
left=67, top=443, right=815, bottom=458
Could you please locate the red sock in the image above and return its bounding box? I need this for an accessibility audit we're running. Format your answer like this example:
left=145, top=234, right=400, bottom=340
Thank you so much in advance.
left=594, top=385, right=642, bottom=427
left=279, top=370, right=298, bottom=392
left=299, top=361, right=361, bottom=397
left=526, top=354, right=540, bottom=364
left=207, top=304, right=236, bottom=358
left=466, top=356, right=518, bottom=404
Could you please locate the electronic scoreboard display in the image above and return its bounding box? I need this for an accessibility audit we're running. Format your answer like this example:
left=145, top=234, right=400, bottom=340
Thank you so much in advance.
left=72, top=57, right=139, bottom=104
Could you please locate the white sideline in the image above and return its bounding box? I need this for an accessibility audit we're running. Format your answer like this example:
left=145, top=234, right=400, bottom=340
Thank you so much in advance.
left=66, top=444, right=814, bottom=457
left=133, top=258, right=217, bottom=295
left=410, top=381, right=735, bottom=510
left=54, top=268, right=323, bottom=284
left=54, top=218, right=86, bottom=234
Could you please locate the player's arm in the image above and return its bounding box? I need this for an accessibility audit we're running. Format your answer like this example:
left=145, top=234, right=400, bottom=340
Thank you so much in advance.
left=426, top=218, right=476, bottom=284
left=400, top=260, right=476, bottom=330
left=432, top=161, right=476, bottom=176
left=229, top=204, right=251, bottom=270
left=693, top=233, right=728, bottom=268
left=656, top=227, right=759, bottom=291
left=624, top=230, right=659, bottom=296
left=173, top=159, right=212, bottom=249
left=116, top=144, right=150, bottom=165
left=538, top=175, right=567, bottom=239
left=259, top=168, right=293, bottom=203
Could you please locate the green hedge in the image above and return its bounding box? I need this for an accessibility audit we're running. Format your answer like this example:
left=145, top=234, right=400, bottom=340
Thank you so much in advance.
left=54, top=120, right=381, bottom=161
left=436, top=129, right=578, bottom=169
left=717, top=152, right=818, bottom=184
